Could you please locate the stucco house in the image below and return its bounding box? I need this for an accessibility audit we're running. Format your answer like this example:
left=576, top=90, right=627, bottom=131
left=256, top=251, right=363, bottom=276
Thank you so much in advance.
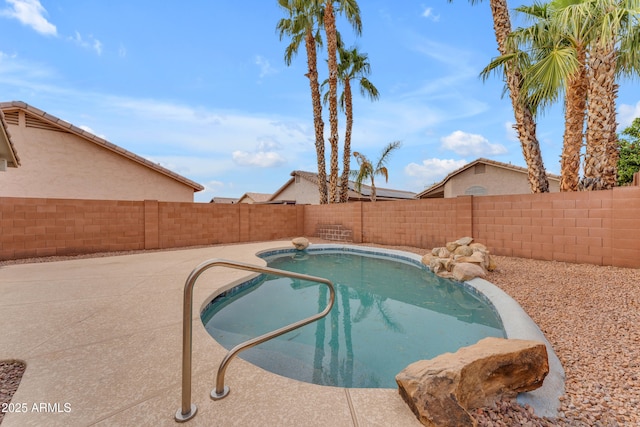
left=268, top=170, right=416, bottom=204
left=0, top=109, right=19, bottom=171
left=237, top=192, right=272, bottom=204
left=0, top=101, right=203, bottom=202
left=416, top=158, right=560, bottom=199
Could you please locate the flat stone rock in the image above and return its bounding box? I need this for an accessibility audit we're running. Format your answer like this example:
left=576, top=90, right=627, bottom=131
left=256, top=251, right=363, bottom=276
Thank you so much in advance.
left=396, top=337, right=549, bottom=427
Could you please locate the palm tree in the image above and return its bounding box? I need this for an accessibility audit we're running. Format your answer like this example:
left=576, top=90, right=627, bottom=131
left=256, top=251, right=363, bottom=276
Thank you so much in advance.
left=566, top=0, right=640, bottom=190
left=552, top=0, right=591, bottom=191
left=323, top=0, right=362, bottom=203
left=486, top=1, right=587, bottom=191
left=484, top=0, right=640, bottom=191
left=350, top=141, right=401, bottom=202
left=450, top=0, right=550, bottom=193
left=336, top=45, right=379, bottom=203
left=277, top=0, right=329, bottom=204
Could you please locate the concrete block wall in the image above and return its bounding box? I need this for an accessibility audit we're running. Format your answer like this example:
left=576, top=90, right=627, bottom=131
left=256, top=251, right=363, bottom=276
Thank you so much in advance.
left=1, top=187, right=639, bottom=267
left=0, top=197, right=144, bottom=259
left=470, top=187, right=640, bottom=267
left=303, top=189, right=639, bottom=268
left=304, top=203, right=362, bottom=243
left=246, top=204, right=301, bottom=242
left=0, top=198, right=300, bottom=260
left=361, top=199, right=460, bottom=248
left=611, top=187, right=640, bottom=268
left=473, top=191, right=613, bottom=264
left=157, top=202, right=239, bottom=248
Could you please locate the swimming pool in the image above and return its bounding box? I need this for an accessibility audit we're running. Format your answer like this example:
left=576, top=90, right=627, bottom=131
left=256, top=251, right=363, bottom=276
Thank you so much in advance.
left=201, top=246, right=505, bottom=389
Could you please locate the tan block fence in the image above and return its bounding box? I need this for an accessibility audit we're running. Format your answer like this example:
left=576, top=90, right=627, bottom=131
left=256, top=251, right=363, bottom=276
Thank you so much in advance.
left=2, top=186, right=639, bottom=267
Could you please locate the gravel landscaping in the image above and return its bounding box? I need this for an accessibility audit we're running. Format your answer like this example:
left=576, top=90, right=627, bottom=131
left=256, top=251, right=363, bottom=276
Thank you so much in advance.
left=387, top=246, right=640, bottom=427
left=0, top=361, right=25, bottom=425
left=1, top=244, right=638, bottom=426
left=483, top=255, right=640, bottom=427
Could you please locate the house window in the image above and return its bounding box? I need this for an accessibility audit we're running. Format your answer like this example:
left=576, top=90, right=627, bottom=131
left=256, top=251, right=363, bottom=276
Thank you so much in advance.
left=465, top=186, right=487, bottom=196
left=295, top=175, right=300, bottom=183
left=474, top=164, right=486, bottom=174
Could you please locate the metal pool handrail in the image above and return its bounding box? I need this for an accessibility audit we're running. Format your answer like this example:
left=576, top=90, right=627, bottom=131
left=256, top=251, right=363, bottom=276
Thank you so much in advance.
left=175, top=258, right=335, bottom=423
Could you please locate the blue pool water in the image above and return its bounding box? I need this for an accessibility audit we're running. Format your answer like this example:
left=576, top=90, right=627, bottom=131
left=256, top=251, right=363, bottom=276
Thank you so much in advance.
left=201, top=248, right=505, bottom=388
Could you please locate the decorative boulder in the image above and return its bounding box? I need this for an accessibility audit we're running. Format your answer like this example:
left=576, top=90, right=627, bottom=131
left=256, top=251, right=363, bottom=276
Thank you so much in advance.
left=437, top=247, right=451, bottom=258
left=487, top=255, right=497, bottom=272
left=445, top=241, right=459, bottom=252
left=396, top=337, right=549, bottom=427
left=455, top=252, right=485, bottom=265
left=455, top=236, right=474, bottom=246
left=421, top=253, right=434, bottom=266
left=430, top=257, right=446, bottom=274
left=422, top=238, right=496, bottom=281
left=453, top=245, right=474, bottom=257
left=452, top=262, right=486, bottom=281
left=291, top=237, right=309, bottom=250
left=469, top=242, right=487, bottom=251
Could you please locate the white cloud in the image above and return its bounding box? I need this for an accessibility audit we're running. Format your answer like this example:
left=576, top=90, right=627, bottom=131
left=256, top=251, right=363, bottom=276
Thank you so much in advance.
left=70, top=31, right=103, bottom=55
left=232, top=150, right=286, bottom=168
left=619, top=101, right=640, bottom=128
left=440, top=130, right=507, bottom=156
left=257, top=138, right=282, bottom=152
left=405, top=158, right=467, bottom=188
left=1, top=0, right=56, bottom=36
left=421, top=7, right=440, bottom=22
left=255, top=55, right=276, bottom=79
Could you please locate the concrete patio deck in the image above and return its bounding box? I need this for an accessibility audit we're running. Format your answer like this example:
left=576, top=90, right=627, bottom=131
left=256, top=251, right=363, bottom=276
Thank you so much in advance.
left=0, top=242, right=423, bottom=427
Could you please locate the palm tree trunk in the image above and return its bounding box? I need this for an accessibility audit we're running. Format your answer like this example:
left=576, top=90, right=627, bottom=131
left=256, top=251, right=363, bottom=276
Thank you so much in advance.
left=560, top=47, right=588, bottom=192
left=324, top=0, right=340, bottom=203
left=305, top=28, right=329, bottom=204
left=582, top=42, right=618, bottom=190
left=340, top=78, right=353, bottom=203
left=490, top=0, right=549, bottom=193
left=370, top=175, right=376, bottom=202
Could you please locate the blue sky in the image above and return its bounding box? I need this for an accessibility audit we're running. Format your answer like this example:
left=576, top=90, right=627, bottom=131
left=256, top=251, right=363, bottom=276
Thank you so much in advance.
left=1, top=1, right=638, bottom=202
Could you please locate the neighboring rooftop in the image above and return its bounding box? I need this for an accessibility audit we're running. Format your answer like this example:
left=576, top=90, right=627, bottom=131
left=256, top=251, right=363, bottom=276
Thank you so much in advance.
left=238, top=192, right=273, bottom=204
left=0, top=101, right=203, bottom=192
left=416, top=158, right=561, bottom=199
left=210, top=197, right=239, bottom=204
left=269, top=170, right=416, bottom=203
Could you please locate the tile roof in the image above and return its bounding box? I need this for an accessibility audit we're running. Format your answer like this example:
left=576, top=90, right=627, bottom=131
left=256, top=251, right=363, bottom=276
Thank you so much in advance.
left=0, top=101, right=203, bottom=191
left=238, top=192, right=273, bottom=203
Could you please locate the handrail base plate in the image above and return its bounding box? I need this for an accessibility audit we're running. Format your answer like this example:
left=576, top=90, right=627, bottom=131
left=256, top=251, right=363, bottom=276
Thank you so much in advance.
left=175, top=404, right=197, bottom=423
left=210, top=385, right=230, bottom=400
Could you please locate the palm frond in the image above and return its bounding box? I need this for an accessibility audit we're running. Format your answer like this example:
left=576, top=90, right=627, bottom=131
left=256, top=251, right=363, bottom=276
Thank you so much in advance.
left=375, top=141, right=401, bottom=171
